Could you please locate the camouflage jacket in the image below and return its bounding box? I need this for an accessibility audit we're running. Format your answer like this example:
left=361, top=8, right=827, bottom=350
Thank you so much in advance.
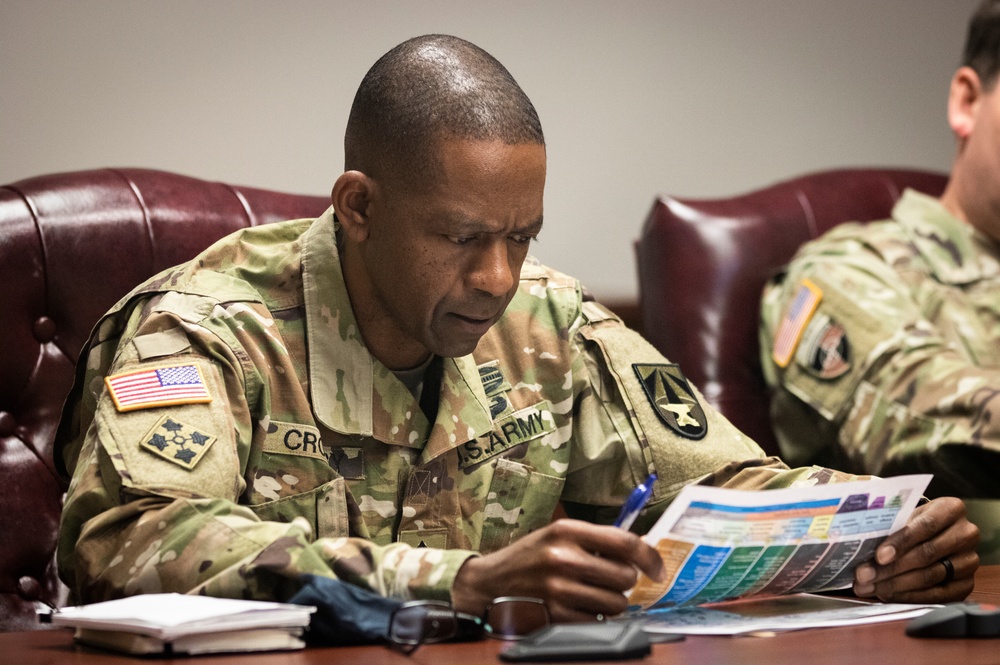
left=58, top=208, right=854, bottom=605
left=760, top=189, right=1000, bottom=498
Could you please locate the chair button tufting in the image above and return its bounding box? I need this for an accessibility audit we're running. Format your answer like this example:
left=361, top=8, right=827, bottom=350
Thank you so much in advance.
left=32, top=316, right=57, bottom=344
left=0, top=412, right=14, bottom=437
left=16, top=576, right=41, bottom=601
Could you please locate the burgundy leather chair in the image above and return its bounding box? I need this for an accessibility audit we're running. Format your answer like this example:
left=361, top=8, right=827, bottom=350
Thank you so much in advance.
left=0, top=168, right=329, bottom=631
left=634, top=168, right=949, bottom=457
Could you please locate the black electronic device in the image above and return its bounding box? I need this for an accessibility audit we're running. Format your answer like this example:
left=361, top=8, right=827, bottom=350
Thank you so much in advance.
left=498, top=621, right=679, bottom=662
left=905, top=602, right=1000, bottom=638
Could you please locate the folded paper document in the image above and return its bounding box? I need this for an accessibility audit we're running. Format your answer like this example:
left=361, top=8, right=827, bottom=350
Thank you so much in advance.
left=50, top=593, right=316, bottom=655
left=639, top=592, right=934, bottom=636
left=627, top=474, right=930, bottom=611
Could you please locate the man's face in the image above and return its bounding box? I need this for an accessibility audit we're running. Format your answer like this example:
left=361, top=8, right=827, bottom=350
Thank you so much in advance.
left=351, top=139, right=546, bottom=369
left=967, top=84, right=1000, bottom=212
left=950, top=71, right=1000, bottom=239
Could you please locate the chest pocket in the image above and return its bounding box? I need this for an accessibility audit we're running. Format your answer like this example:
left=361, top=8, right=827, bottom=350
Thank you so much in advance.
left=248, top=419, right=337, bottom=498
left=479, top=458, right=564, bottom=554
left=247, top=420, right=347, bottom=536
left=247, top=476, right=349, bottom=538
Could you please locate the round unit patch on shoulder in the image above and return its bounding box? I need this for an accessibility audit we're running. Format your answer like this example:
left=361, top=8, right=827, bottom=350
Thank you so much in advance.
left=632, top=363, right=708, bottom=440
left=795, top=313, right=851, bottom=380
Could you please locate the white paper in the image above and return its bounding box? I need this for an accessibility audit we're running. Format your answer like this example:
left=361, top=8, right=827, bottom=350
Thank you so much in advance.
left=626, top=474, right=931, bottom=611
left=52, top=593, right=316, bottom=640
left=639, top=593, right=935, bottom=635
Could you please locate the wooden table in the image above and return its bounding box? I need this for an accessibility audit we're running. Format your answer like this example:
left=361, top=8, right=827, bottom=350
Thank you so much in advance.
left=6, top=566, right=1000, bottom=665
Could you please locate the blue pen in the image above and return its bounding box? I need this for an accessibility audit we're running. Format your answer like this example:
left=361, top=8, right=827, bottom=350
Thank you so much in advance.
left=613, top=473, right=657, bottom=531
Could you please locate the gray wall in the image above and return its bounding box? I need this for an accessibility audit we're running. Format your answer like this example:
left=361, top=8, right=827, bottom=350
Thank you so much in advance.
left=1, top=1, right=977, bottom=299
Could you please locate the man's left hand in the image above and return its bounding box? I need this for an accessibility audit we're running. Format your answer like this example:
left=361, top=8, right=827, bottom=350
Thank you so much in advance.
left=853, top=496, right=979, bottom=603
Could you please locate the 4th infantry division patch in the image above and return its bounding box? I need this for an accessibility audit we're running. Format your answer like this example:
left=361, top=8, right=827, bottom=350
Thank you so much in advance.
left=633, top=364, right=708, bottom=440
left=140, top=414, right=217, bottom=469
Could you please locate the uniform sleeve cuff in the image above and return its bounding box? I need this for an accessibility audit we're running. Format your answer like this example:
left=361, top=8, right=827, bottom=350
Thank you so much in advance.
left=395, top=547, right=479, bottom=602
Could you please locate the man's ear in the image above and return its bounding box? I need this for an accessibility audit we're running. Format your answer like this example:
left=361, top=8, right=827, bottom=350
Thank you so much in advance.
left=948, top=66, right=983, bottom=141
left=332, top=170, right=375, bottom=242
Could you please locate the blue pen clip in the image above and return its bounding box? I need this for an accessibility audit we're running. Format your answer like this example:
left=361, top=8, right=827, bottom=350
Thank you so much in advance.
left=613, top=473, right=657, bottom=531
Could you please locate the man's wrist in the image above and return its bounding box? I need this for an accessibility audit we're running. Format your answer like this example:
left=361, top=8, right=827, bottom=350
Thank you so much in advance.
left=450, top=553, right=488, bottom=615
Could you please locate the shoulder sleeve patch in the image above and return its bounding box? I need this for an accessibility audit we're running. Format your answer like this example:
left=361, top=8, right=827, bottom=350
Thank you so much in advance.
left=105, top=362, right=212, bottom=412
left=780, top=274, right=891, bottom=421
left=773, top=278, right=823, bottom=367
left=575, top=321, right=765, bottom=496
left=633, top=364, right=707, bottom=440
left=795, top=313, right=851, bottom=379
left=93, top=357, right=240, bottom=498
left=140, top=414, right=217, bottom=470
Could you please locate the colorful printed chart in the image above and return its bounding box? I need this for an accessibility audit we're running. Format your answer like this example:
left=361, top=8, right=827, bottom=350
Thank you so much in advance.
left=627, top=475, right=930, bottom=611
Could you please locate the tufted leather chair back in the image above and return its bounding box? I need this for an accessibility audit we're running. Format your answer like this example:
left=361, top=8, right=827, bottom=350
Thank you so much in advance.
left=0, top=168, right=329, bottom=631
left=634, top=168, right=949, bottom=456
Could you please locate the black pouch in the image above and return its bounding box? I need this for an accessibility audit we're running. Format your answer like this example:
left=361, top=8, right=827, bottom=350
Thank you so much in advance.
left=288, top=574, right=403, bottom=647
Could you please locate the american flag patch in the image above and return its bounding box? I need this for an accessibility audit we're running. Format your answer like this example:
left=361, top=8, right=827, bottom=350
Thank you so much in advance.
left=772, top=279, right=823, bottom=368
left=105, top=363, right=212, bottom=412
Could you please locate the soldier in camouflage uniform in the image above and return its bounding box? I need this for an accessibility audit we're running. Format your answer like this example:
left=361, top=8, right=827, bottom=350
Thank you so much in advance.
left=761, top=4, right=1000, bottom=560
left=58, top=34, right=978, bottom=623
left=761, top=191, right=1000, bottom=497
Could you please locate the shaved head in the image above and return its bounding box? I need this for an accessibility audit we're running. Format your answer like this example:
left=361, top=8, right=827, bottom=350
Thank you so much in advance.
left=344, top=34, right=544, bottom=188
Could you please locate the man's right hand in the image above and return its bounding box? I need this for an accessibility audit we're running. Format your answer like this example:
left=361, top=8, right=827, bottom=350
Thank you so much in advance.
left=449, top=519, right=665, bottom=623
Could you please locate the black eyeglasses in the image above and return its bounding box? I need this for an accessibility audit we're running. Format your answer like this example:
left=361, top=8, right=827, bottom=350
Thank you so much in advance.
left=388, top=596, right=550, bottom=654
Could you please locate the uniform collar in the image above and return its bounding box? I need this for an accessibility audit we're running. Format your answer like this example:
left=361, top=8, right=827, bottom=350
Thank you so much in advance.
left=300, top=209, right=493, bottom=457
left=895, top=188, right=1000, bottom=285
